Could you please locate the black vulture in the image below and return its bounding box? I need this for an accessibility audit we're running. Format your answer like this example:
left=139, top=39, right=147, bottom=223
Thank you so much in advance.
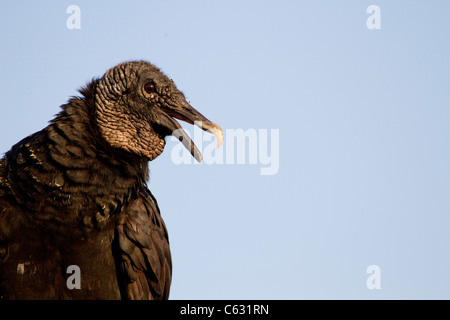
left=0, top=61, right=223, bottom=299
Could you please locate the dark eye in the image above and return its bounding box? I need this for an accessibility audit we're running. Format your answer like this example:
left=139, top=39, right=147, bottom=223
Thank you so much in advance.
left=144, top=82, right=156, bottom=94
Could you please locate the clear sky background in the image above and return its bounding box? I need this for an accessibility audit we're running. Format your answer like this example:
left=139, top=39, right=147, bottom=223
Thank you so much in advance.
left=1, top=1, right=449, bottom=299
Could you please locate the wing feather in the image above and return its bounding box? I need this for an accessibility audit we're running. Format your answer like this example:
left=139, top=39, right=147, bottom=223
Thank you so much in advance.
left=114, top=186, right=172, bottom=300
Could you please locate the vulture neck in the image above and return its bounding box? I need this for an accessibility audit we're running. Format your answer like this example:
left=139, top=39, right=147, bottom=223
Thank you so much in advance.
left=5, top=80, right=151, bottom=233
left=53, top=79, right=151, bottom=182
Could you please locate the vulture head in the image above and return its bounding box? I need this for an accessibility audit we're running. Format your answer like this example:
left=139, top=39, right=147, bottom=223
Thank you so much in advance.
left=94, top=60, right=223, bottom=161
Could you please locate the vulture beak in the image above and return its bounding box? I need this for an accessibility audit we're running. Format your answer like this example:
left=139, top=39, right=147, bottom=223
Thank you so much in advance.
left=156, top=100, right=223, bottom=163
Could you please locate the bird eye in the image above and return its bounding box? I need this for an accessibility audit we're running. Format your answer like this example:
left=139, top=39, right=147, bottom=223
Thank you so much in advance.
left=144, top=82, right=156, bottom=94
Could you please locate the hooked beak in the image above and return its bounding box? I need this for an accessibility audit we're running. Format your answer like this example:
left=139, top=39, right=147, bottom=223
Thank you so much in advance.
left=155, top=100, right=223, bottom=163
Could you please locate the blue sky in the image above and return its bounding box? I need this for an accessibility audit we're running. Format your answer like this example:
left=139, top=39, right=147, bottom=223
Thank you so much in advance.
left=1, top=1, right=449, bottom=299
